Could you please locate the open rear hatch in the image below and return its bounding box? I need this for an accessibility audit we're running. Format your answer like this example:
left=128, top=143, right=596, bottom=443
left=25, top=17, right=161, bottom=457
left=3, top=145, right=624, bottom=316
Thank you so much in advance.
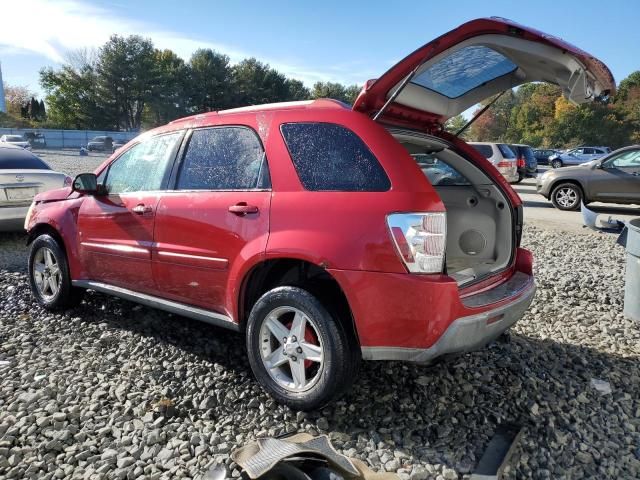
left=355, top=18, right=614, bottom=286
left=353, top=17, right=615, bottom=130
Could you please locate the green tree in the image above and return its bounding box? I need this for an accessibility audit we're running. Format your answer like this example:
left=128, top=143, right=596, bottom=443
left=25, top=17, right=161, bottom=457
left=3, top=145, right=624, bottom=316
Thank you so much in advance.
left=40, top=64, right=107, bottom=129
left=188, top=49, right=233, bottom=112
left=310, top=81, right=361, bottom=104
left=96, top=35, right=157, bottom=130
left=231, top=58, right=290, bottom=106
left=145, top=49, right=189, bottom=126
left=444, top=114, right=468, bottom=138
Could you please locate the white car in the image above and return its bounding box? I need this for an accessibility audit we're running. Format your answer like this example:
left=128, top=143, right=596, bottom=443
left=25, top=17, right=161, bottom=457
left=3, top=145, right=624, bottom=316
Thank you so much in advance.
left=468, top=142, right=519, bottom=183
left=0, top=134, right=31, bottom=150
left=0, top=144, right=70, bottom=231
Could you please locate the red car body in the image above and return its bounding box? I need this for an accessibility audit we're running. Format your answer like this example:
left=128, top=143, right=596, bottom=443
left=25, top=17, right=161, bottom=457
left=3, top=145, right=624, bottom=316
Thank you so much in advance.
left=25, top=18, right=613, bottom=406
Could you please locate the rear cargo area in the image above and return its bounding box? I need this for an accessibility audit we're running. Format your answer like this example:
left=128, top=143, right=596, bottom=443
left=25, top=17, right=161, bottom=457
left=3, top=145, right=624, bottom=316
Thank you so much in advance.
left=391, top=130, right=514, bottom=286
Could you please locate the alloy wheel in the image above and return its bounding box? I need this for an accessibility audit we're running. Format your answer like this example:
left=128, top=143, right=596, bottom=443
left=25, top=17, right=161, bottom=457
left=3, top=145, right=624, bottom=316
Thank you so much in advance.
left=555, top=187, right=578, bottom=209
left=32, top=247, right=62, bottom=301
left=259, top=306, right=324, bottom=392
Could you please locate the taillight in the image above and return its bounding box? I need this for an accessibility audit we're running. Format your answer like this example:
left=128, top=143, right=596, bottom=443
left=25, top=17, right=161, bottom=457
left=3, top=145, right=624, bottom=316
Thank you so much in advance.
left=517, top=156, right=525, bottom=167
left=387, top=212, right=446, bottom=274
left=497, top=161, right=514, bottom=168
left=63, top=176, right=73, bottom=187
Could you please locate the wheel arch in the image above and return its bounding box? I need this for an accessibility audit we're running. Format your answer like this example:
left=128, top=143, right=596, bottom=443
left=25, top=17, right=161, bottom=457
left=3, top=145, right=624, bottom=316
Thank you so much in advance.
left=238, top=256, right=360, bottom=349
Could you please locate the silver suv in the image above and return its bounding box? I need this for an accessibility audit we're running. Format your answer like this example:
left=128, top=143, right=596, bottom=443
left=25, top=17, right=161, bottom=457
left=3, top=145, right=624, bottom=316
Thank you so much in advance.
left=549, top=146, right=611, bottom=168
left=468, top=142, right=518, bottom=183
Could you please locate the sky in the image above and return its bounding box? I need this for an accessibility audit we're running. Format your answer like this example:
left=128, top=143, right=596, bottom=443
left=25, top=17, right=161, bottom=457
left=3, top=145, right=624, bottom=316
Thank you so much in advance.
left=0, top=0, right=639, bottom=98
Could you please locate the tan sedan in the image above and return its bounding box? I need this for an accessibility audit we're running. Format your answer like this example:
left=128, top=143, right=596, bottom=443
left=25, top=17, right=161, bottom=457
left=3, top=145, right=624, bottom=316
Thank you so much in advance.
left=537, top=145, right=640, bottom=210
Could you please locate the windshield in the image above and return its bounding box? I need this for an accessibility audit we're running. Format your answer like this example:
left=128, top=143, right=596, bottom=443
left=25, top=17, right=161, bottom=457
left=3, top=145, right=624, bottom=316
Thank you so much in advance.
left=0, top=152, right=50, bottom=170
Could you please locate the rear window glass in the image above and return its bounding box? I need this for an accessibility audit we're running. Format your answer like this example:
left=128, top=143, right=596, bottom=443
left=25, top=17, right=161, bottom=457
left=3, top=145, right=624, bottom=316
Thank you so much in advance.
left=411, top=46, right=517, bottom=99
left=498, top=144, right=515, bottom=159
left=521, top=147, right=536, bottom=163
left=281, top=123, right=390, bottom=191
left=0, top=150, right=50, bottom=170
left=471, top=144, right=493, bottom=158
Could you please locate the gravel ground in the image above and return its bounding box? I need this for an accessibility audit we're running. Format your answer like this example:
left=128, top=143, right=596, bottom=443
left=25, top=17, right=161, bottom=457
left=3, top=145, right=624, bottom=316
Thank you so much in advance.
left=34, top=149, right=109, bottom=179
left=0, top=225, right=639, bottom=480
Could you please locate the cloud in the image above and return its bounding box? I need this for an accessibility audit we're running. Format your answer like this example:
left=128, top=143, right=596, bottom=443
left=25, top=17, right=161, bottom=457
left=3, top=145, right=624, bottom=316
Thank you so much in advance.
left=0, top=0, right=370, bottom=86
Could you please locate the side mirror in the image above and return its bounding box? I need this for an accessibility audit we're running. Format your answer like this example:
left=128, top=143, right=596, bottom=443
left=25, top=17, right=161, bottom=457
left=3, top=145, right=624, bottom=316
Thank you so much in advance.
left=72, top=173, right=105, bottom=195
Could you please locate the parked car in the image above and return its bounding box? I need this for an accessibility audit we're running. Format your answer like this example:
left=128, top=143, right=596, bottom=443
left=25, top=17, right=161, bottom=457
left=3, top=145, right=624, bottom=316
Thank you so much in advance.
left=87, top=136, right=113, bottom=152
left=24, top=17, right=614, bottom=409
left=111, top=138, right=127, bottom=153
left=537, top=145, right=640, bottom=210
left=23, top=132, right=47, bottom=148
left=0, top=144, right=71, bottom=231
left=509, top=144, right=538, bottom=182
left=0, top=134, right=31, bottom=150
left=548, top=146, right=611, bottom=168
left=468, top=142, right=519, bottom=183
left=533, top=148, right=561, bottom=165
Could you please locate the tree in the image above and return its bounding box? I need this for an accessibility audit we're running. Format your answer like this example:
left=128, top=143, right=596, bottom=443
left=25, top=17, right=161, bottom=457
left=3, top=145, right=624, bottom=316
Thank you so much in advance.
left=96, top=35, right=157, bottom=130
left=444, top=114, right=468, bottom=138
left=188, top=49, right=233, bottom=112
left=38, top=100, right=46, bottom=120
left=145, top=49, right=189, bottom=126
left=3, top=84, right=36, bottom=117
left=310, top=82, right=361, bottom=104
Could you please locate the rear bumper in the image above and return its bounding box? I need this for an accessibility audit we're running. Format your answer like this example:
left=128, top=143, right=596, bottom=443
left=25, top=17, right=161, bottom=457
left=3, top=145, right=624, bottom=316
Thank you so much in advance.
left=329, top=248, right=535, bottom=363
left=361, top=272, right=535, bottom=362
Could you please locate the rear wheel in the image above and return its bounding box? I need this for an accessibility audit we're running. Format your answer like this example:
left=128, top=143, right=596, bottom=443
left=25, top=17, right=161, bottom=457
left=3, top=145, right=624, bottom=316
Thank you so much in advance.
left=28, top=234, right=84, bottom=310
left=246, top=286, right=357, bottom=410
left=551, top=159, right=563, bottom=169
left=551, top=182, right=582, bottom=211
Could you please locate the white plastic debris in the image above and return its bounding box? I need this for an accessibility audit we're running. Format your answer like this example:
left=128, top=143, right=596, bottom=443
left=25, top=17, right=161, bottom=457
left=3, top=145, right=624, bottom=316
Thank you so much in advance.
left=0, top=360, right=10, bottom=366
left=590, top=378, right=612, bottom=395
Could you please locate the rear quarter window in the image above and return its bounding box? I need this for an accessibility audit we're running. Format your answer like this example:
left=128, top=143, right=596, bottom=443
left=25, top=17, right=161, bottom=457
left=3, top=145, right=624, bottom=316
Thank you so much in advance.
left=498, top=144, right=515, bottom=159
left=470, top=144, right=493, bottom=158
left=280, top=122, right=390, bottom=191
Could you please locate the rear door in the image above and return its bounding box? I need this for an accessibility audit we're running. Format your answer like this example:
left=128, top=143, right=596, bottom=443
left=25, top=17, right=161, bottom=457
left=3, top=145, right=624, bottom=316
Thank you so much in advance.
left=152, top=125, right=271, bottom=315
left=77, top=132, right=183, bottom=293
left=588, top=148, right=640, bottom=203
left=353, top=17, right=615, bottom=129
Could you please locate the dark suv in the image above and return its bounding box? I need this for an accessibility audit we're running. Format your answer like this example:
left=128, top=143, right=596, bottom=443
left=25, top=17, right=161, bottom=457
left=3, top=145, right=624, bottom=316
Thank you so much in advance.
left=509, top=144, right=538, bottom=182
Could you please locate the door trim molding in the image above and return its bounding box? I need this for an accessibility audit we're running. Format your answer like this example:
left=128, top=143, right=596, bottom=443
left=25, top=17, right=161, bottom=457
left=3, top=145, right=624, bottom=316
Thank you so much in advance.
left=72, top=280, right=239, bottom=331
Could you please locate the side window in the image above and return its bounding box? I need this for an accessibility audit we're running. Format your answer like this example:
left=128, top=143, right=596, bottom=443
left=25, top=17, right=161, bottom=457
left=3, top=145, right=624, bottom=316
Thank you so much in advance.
left=280, top=123, right=390, bottom=191
left=104, top=132, right=182, bottom=194
left=604, top=150, right=640, bottom=168
left=177, top=127, right=267, bottom=190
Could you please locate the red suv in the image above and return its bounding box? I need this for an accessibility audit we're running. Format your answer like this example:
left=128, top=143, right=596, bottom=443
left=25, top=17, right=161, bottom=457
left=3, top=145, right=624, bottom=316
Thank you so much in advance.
left=25, top=18, right=614, bottom=410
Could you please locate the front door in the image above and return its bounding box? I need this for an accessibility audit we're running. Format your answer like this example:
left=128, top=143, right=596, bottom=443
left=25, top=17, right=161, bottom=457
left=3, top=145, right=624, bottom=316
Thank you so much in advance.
left=78, top=132, right=183, bottom=293
left=588, top=148, right=640, bottom=203
left=153, top=125, right=271, bottom=317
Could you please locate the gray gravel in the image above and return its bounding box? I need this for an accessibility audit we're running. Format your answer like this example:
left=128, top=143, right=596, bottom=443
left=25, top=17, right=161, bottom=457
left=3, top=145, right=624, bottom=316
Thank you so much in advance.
left=1, top=225, right=639, bottom=480
left=34, top=149, right=108, bottom=179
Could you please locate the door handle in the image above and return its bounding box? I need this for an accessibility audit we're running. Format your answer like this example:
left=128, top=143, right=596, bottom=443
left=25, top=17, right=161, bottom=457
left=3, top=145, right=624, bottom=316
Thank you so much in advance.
left=228, top=203, right=259, bottom=216
left=132, top=204, right=152, bottom=215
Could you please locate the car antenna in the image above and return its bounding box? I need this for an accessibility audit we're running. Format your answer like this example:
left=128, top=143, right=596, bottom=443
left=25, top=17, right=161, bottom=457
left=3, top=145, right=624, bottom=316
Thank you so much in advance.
left=372, top=63, right=422, bottom=122
left=455, top=90, right=506, bottom=137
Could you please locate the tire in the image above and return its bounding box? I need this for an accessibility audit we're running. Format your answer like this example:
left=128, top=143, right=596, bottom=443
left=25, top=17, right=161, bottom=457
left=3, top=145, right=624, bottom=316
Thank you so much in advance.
left=246, top=286, right=357, bottom=410
left=514, top=174, right=524, bottom=184
left=551, top=159, right=563, bottom=169
left=28, top=234, right=84, bottom=310
left=551, top=182, right=583, bottom=211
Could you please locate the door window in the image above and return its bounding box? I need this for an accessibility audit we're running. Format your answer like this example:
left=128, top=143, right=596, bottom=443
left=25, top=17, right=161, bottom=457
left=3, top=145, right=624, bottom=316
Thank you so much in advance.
left=104, top=132, right=182, bottom=194
left=603, top=149, right=640, bottom=169
left=177, top=127, right=268, bottom=190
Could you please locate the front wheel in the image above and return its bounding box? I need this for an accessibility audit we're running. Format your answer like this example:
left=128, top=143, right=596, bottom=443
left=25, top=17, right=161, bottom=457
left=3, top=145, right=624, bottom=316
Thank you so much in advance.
left=551, top=183, right=583, bottom=211
left=28, top=234, right=84, bottom=310
left=246, top=286, right=358, bottom=410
